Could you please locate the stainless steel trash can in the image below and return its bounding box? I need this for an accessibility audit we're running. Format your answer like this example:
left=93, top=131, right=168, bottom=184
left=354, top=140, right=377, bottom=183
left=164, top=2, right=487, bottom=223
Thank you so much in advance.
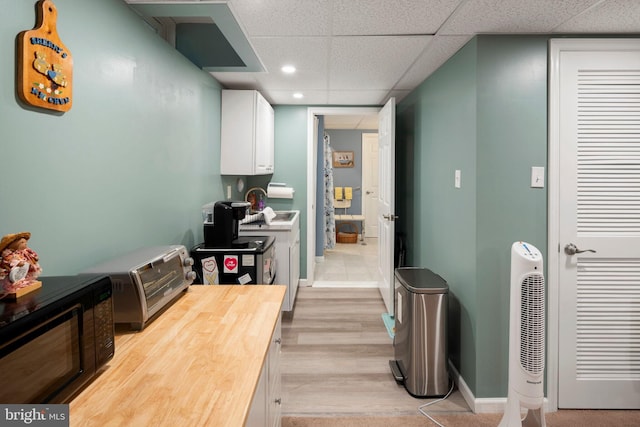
left=389, top=267, right=449, bottom=397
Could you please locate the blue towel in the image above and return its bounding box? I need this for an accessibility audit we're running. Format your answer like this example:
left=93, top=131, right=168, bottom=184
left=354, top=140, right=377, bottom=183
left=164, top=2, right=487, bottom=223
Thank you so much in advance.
left=381, top=313, right=395, bottom=339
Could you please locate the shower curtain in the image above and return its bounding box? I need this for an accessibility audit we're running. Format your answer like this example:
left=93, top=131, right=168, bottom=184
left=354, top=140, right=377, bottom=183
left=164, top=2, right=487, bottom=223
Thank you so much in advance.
left=324, top=134, right=336, bottom=249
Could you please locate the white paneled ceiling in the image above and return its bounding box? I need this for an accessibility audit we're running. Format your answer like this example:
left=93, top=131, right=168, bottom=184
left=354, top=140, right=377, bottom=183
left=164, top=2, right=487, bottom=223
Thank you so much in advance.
left=126, top=0, right=640, bottom=109
left=324, top=114, right=379, bottom=130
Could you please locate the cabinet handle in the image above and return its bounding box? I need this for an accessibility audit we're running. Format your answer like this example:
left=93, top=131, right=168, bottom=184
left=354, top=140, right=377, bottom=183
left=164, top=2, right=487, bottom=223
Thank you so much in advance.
left=275, top=398, right=282, bottom=405
left=275, top=338, right=282, bottom=344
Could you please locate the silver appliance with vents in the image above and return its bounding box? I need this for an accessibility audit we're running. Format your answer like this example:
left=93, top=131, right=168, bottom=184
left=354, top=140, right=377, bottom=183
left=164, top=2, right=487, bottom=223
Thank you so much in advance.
left=84, top=245, right=195, bottom=330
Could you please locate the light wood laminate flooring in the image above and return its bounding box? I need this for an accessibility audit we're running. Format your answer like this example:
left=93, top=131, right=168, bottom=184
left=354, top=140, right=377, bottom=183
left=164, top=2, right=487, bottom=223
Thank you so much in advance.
left=281, top=286, right=470, bottom=417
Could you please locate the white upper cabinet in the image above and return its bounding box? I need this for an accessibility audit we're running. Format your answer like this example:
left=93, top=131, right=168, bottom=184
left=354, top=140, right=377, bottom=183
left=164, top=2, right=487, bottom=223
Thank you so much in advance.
left=220, top=90, right=274, bottom=175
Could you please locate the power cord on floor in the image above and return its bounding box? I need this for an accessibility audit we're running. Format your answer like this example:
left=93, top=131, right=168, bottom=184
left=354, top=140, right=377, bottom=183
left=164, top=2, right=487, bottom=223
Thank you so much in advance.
left=417, top=380, right=456, bottom=427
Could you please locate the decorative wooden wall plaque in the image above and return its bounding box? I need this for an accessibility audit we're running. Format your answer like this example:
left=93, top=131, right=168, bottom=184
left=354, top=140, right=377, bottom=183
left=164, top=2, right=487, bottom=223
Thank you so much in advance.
left=17, top=0, right=73, bottom=112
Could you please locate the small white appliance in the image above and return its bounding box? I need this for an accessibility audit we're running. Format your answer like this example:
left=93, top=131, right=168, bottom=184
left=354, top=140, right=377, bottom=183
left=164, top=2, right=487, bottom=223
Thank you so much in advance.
left=499, top=241, right=546, bottom=427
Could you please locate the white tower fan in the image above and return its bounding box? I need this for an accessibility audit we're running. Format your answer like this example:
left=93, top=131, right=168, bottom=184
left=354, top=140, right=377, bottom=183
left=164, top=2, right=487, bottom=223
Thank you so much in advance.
left=498, top=241, right=546, bottom=427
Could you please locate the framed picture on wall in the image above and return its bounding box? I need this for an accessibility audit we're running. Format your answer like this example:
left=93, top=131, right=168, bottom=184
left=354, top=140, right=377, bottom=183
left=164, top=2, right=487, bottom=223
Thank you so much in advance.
left=332, top=151, right=354, bottom=168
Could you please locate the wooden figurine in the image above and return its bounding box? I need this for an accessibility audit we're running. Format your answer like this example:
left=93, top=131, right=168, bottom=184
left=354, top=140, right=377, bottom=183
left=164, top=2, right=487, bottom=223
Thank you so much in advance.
left=0, top=232, right=42, bottom=299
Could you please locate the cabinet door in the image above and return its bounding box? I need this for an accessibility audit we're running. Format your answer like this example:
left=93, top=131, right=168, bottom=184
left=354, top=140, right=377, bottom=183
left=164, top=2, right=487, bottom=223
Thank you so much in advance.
left=269, top=375, right=282, bottom=427
left=220, top=90, right=256, bottom=175
left=246, top=366, right=267, bottom=427
left=268, top=316, right=282, bottom=427
left=289, top=229, right=300, bottom=310
left=255, top=93, right=274, bottom=174
left=221, top=90, right=273, bottom=175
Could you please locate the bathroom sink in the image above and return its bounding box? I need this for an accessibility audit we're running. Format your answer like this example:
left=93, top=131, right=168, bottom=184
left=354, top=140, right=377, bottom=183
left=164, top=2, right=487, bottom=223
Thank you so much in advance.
left=272, top=211, right=296, bottom=222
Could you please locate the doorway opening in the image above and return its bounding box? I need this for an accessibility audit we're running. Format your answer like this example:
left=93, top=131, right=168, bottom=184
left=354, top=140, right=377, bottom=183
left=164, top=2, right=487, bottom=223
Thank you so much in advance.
left=305, top=107, right=379, bottom=286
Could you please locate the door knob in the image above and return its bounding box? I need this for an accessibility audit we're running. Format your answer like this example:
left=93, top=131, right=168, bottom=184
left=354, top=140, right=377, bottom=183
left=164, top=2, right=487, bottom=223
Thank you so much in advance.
left=564, top=243, right=596, bottom=255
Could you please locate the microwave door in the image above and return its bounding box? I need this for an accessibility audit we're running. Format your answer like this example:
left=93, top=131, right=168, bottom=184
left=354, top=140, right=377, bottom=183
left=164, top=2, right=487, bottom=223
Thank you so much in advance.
left=0, top=305, right=84, bottom=403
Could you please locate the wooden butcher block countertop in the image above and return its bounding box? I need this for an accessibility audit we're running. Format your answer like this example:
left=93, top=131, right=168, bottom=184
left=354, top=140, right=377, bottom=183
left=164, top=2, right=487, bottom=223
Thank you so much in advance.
left=70, top=285, right=286, bottom=427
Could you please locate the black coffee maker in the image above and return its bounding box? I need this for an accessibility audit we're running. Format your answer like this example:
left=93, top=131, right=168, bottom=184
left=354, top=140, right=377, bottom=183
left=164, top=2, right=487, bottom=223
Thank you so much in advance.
left=204, top=201, right=251, bottom=248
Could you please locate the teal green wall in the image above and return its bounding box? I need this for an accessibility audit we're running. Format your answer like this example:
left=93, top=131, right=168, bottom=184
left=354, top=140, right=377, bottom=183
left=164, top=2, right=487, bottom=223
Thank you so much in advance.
left=247, top=106, right=309, bottom=276
left=397, top=38, right=479, bottom=393
left=1, top=0, right=232, bottom=275
left=397, top=35, right=548, bottom=398
left=475, top=36, right=548, bottom=397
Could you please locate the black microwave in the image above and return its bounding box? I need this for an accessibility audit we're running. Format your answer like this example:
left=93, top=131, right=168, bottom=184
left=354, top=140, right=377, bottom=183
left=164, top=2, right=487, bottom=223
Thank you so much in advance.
left=0, top=274, right=115, bottom=403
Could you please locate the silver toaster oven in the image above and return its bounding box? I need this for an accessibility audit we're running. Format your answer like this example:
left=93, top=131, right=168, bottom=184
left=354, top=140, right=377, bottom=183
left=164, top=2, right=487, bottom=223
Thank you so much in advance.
left=84, top=245, right=196, bottom=330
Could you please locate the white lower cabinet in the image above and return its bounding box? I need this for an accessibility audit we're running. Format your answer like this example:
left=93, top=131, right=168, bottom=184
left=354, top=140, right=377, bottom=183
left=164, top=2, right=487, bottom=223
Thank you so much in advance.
left=247, top=366, right=267, bottom=427
left=267, top=316, right=282, bottom=427
left=240, top=212, right=300, bottom=312
left=247, top=315, right=282, bottom=427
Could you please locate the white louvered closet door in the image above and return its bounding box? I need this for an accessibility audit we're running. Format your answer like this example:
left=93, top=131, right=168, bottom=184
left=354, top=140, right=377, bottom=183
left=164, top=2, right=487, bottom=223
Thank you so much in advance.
left=556, top=40, right=640, bottom=409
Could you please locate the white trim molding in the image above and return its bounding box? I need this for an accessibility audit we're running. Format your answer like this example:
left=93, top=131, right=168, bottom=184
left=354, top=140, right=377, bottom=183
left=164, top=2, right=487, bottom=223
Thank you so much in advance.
left=448, top=361, right=552, bottom=414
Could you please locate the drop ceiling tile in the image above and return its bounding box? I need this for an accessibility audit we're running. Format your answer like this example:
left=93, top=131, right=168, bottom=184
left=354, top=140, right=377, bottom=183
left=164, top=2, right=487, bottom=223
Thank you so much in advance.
left=553, top=0, right=640, bottom=33
left=324, top=115, right=363, bottom=129
left=356, top=115, right=380, bottom=130
left=249, top=37, right=330, bottom=90
left=228, top=0, right=332, bottom=36
left=323, top=115, right=363, bottom=129
left=323, top=114, right=379, bottom=130
left=329, top=36, right=432, bottom=90
left=331, top=0, right=463, bottom=35
left=134, top=0, right=640, bottom=106
left=440, top=0, right=602, bottom=35
left=396, top=35, right=472, bottom=90
left=327, top=90, right=390, bottom=105
left=266, top=90, right=329, bottom=105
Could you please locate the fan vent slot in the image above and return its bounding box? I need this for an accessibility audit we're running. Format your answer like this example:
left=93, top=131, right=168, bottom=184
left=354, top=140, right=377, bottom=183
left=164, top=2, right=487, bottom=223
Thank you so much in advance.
left=520, top=272, right=545, bottom=374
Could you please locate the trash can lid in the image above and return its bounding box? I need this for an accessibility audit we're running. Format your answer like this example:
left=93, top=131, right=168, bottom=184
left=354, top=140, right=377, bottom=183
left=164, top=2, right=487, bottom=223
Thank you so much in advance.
left=395, top=267, right=448, bottom=294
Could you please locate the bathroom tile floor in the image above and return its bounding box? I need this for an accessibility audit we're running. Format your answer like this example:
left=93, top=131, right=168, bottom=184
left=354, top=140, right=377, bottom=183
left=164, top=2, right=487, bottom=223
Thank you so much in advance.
left=314, top=237, right=382, bottom=287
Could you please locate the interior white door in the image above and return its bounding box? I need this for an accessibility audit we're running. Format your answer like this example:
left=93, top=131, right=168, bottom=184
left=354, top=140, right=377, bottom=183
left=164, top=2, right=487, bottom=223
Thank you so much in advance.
left=553, top=40, right=640, bottom=409
left=378, top=98, right=396, bottom=315
left=308, top=115, right=318, bottom=282
left=362, top=133, right=379, bottom=238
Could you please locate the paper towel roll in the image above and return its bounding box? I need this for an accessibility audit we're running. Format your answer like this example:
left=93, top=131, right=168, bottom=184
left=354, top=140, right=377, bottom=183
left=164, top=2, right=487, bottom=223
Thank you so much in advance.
left=267, top=184, right=295, bottom=199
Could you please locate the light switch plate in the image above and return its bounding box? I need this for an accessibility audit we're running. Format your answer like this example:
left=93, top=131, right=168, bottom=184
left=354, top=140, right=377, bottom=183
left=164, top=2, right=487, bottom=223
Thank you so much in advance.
left=455, top=170, right=461, bottom=188
left=531, top=167, right=544, bottom=188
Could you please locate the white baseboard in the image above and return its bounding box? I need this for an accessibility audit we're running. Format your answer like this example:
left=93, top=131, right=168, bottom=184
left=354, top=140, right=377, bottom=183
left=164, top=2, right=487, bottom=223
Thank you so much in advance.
left=449, top=361, right=505, bottom=413
left=448, top=361, right=551, bottom=414
left=299, top=278, right=310, bottom=287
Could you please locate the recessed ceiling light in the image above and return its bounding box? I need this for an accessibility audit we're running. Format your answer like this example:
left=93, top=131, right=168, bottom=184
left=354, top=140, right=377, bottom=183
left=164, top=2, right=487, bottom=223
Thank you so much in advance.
left=281, top=65, right=296, bottom=74
left=293, top=93, right=304, bottom=99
